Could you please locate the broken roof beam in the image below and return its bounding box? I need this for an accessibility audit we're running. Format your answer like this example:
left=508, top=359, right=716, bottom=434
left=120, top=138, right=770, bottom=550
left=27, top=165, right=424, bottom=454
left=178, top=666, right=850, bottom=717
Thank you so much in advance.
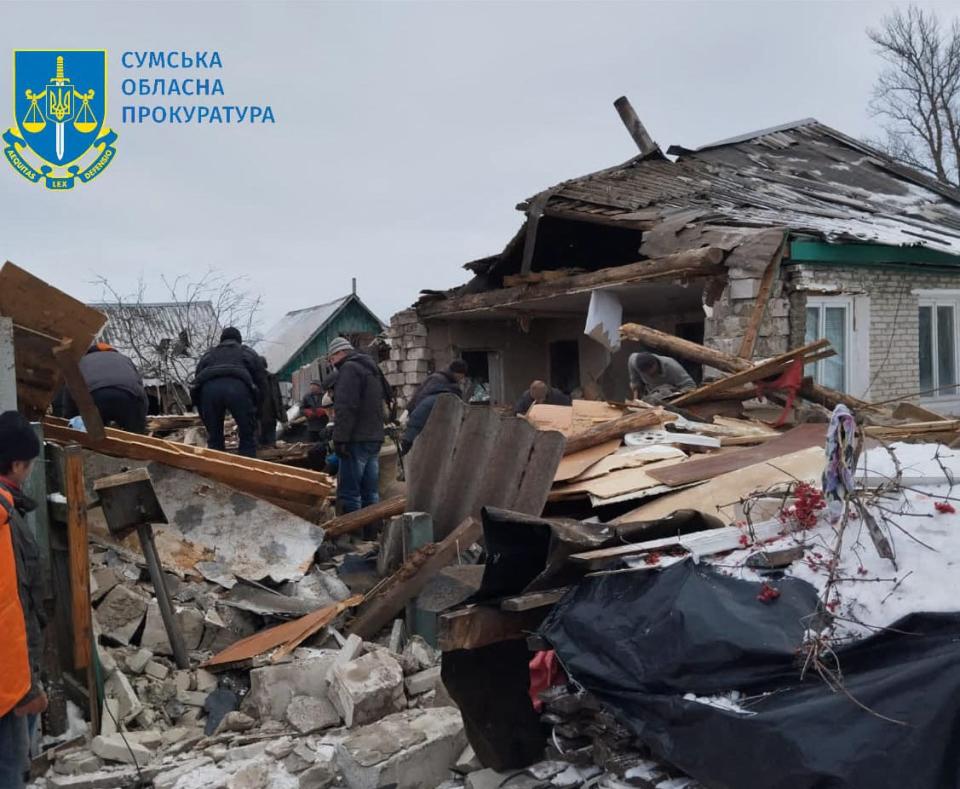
left=620, top=322, right=871, bottom=412
left=613, top=96, right=660, bottom=157
left=419, top=246, right=726, bottom=319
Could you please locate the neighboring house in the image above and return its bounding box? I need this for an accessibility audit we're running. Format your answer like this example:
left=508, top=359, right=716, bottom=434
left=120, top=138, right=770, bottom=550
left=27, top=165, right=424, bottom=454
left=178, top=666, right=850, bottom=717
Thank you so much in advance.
left=259, top=289, right=385, bottom=399
left=385, top=114, right=960, bottom=414
left=92, top=301, right=221, bottom=412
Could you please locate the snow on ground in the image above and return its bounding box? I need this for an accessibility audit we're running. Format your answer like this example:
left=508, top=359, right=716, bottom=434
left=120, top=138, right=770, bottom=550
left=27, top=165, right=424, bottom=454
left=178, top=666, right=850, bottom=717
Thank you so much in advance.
left=713, top=442, right=960, bottom=639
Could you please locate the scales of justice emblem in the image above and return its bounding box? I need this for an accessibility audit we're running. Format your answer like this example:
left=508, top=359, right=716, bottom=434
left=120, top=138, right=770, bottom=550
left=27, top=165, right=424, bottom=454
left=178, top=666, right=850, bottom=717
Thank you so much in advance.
left=3, top=50, right=118, bottom=190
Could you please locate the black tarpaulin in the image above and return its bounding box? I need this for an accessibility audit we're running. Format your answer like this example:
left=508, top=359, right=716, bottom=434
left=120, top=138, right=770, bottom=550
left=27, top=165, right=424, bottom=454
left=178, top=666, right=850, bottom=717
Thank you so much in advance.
left=540, top=561, right=960, bottom=789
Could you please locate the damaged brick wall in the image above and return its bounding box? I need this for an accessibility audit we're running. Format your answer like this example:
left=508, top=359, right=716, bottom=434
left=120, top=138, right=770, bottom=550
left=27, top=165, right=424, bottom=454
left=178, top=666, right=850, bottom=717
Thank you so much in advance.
left=382, top=310, right=433, bottom=409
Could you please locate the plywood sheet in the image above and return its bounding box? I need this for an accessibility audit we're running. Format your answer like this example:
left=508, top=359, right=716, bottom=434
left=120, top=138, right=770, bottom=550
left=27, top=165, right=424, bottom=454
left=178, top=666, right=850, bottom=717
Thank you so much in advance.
left=647, top=423, right=826, bottom=487
left=615, top=446, right=825, bottom=524
left=551, top=458, right=683, bottom=500
left=527, top=400, right=625, bottom=437
left=571, top=445, right=686, bottom=483
left=554, top=440, right=620, bottom=482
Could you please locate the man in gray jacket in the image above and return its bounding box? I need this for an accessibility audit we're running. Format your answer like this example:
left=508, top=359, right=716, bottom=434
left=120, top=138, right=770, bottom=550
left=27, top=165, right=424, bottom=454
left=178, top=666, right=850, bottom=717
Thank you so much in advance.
left=628, top=352, right=696, bottom=402
left=62, top=343, right=148, bottom=433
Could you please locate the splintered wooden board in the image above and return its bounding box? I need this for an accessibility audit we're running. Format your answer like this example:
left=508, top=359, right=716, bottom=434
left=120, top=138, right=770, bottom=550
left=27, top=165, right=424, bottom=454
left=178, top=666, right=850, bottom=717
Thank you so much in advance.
left=527, top=400, right=625, bottom=437
left=0, top=262, right=107, bottom=416
left=614, top=446, right=825, bottom=525
left=646, top=423, right=826, bottom=487
left=569, top=445, right=686, bottom=483
left=550, top=458, right=684, bottom=500
left=554, top=439, right=621, bottom=482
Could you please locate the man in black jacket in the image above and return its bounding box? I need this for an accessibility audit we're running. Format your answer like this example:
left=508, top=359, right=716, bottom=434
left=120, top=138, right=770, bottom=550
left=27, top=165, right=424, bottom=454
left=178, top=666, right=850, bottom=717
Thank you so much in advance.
left=513, top=380, right=572, bottom=415
left=258, top=356, right=288, bottom=448
left=400, top=375, right=463, bottom=455
left=61, top=343, right=148, bottom=433
left=328, top=337, right=391, bottom=513
left=192, top=328, right=266, bottom=457
left=406, top=359, right=467, bottom=415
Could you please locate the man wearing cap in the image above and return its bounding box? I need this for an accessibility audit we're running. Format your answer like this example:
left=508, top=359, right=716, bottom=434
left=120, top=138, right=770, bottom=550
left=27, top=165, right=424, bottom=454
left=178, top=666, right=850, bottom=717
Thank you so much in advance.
left=0, top=412, right=47, bottom=788
left=406, top=359, right=468, bottom=416
left=192, top=328, right=268, bottom=458
left=628, top=352, right=695, bottom=402
left=60, top=342, right=148, bottom=433
left=300, top=379, right=330, bottom=443
left=326, top=337, right=392, bottom=513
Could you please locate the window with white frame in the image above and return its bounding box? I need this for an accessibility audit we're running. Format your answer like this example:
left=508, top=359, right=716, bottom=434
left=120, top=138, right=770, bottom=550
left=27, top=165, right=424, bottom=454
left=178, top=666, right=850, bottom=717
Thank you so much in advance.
left=805, top=297, right=851, bottom=392
left=918, top=297, right=958, bottom=399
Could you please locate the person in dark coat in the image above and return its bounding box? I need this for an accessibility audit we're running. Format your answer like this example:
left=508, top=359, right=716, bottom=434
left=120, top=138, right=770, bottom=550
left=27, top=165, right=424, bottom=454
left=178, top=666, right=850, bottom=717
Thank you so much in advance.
left=300, top=380, right=329, bottom=443
left=0, top=413, right=46, bottom=789
left=513, top=380, right=572, bottom=415
left=61, top=343, right=148, bottom=433
left=192, top=328, right=266, bottom=458
left=327, top=337, right=392, bottom=513
left=406, top=359, right=468, bottom=416
left=258, top=356, right=288, bottom=448
left=400, top=376, right=463, bottom=455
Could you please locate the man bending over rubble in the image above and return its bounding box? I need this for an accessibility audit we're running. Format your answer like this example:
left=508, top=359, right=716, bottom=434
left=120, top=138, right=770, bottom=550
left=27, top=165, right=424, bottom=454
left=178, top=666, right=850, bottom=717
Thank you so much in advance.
left=192, top=328, right=267, bottom=458
left=0, top=412, right=46, bottom=789
left=327, top=337, right=393, bottom=513
left=628, top=352, right=695, bottom=403
left=514, top=380, right=572, bottom=415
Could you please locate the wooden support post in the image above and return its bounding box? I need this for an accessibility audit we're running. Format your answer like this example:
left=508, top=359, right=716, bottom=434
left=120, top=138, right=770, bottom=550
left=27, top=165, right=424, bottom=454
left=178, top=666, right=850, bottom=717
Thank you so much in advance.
left=350, top=516, right=483, bottom=640
left=64, top=447, right=92, bottom=672
left=52, top=340, right=106, bottom=440
left=438, top=605, right=548, bottom=652
left=563, top=408, right=673, bottom=455
left=737, top=238, right=786, bottom=359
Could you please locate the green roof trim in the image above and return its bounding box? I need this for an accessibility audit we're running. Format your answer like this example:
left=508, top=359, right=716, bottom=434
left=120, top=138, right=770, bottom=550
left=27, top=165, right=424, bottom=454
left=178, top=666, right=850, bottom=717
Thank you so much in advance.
left=788, top=239, right=960, bottom=268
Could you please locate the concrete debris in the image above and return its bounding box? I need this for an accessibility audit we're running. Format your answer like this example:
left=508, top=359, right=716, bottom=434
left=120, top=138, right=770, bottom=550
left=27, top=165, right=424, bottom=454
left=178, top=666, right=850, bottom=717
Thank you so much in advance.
left=213, top=711, right=256, bottom=735
left=403, top=635, right=440, bottom=672
left=144, top=660, right=170, bottom=681
left=328, top=649, right=406, bottom=728
left=285, top=695, right=340, bottom=734
left=90, top=733, right=155, bottom=765
left=335, top=707, right=466, bottom=789
left=405, top=665, right=442, bottom=697
left=94, top=585, right=149, bottom=645
left=244, top=654, right=338, bottom=721
left=126, top=647, right=154, bottom=674
left=103, top=669, right=143, bottom=723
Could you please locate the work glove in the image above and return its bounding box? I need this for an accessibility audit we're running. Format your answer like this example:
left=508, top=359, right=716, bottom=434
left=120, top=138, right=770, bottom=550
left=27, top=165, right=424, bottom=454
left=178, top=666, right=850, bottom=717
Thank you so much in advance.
left=334, top=442, right=351, bottom=459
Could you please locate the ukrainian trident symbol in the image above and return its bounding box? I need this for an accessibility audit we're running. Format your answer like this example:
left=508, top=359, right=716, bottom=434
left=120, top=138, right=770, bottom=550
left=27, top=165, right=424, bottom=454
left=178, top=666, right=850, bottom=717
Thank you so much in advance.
left=4, top=50, right=118, bottom=190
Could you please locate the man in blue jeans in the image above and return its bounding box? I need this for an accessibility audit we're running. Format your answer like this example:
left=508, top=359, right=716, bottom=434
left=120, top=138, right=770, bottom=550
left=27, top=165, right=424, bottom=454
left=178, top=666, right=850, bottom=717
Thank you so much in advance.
left=327, top=337, right=391, bottom=513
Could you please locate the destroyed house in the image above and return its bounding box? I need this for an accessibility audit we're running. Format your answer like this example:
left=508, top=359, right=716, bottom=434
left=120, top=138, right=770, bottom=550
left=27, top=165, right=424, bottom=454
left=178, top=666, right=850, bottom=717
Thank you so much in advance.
left=93, top=300, right=221, bottom=412
left=391, top=114, right=960, bottom=414
left=259, top=290, right=386, bottom=384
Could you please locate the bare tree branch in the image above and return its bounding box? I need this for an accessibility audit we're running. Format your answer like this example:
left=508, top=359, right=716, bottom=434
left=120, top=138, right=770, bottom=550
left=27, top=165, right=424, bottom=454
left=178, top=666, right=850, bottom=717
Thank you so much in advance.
left=868, top=5, right=960, bottom=186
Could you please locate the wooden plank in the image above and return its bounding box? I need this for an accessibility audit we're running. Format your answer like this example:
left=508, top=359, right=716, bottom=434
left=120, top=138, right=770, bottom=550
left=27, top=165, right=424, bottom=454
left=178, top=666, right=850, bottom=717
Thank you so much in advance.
left=647, top=423, right=827, bottom=487
left=501, top=588, right=568, bottom=611
left=563, top=408, right=673, bottom=455
left=554, top=440, right=621, bottom=482
left=570, top=519, right=786, bottom=568
left=419, top=247, right=727, bottom=318
left=64, top=447, right=92, bottom=671
left=321, top=496, right=407, bottom=538
left=349, top=516, right=483, bottom=640
left=437, top=605, right=547, bottom=652
left=670, top=340, right=832, bottom=406
left=0, top=262, right=107, bottom=417
left=614, top=446, right=826, bottom=525
left=41, top=418, right=332, bottom=507
left=53, top=340, right=106, bottom=441
left=551, top=458, right=684, bottom=501
left=737, top=236, right=786, bottom=358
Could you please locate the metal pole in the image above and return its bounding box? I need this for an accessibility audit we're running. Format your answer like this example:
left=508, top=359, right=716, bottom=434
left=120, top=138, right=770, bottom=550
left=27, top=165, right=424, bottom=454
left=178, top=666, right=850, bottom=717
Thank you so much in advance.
left=136, top=523, right=189, bottom=669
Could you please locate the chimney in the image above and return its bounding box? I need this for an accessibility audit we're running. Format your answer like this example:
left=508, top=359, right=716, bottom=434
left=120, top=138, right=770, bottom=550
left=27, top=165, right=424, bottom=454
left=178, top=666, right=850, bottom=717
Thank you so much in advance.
left=352, top=277, right=357, bottom=295
left=613, top=96, right=659, bottom=157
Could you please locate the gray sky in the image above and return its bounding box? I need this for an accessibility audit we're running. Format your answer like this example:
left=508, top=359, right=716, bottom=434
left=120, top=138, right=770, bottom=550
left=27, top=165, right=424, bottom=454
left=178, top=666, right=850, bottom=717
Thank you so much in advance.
left=0, top=0, right=955, bottom=335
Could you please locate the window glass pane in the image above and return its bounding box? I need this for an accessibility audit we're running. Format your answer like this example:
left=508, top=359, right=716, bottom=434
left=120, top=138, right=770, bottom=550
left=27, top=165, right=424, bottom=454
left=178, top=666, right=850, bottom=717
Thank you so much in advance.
left=937, top=306, right=956, bottom=396
left=919, top=306, right=934, bottom=393
left=822, top=307, right=846, bottom=392
left=805, top=307, right=819, bottom=379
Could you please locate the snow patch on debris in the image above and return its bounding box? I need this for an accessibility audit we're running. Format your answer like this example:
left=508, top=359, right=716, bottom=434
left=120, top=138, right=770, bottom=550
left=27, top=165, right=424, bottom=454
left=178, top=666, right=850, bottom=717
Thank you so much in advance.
left=682, top=691, right=755, bottom=716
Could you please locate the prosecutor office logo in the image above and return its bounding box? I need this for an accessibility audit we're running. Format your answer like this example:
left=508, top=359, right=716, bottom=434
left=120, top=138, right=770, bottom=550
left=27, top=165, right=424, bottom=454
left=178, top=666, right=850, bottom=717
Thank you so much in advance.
left=3, top=50, right=118, bottom=190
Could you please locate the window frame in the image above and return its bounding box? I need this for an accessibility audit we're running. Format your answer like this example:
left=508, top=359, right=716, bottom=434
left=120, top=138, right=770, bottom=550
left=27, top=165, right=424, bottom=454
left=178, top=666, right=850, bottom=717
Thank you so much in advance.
left=805, top=295, right=853, bottom=393
left=916, top=293, right=960, bottom=403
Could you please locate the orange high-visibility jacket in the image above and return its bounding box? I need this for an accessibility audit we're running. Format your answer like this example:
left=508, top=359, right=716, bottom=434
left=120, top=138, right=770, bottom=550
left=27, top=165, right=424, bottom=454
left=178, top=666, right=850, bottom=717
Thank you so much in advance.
left=0, top=486, right=30, bottom=717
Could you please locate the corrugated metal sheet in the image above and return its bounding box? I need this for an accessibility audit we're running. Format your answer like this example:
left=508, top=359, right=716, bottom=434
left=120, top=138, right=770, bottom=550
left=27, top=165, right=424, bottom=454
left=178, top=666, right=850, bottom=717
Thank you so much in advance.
left=406, top=395, right=565, bottom=539
left=259, top=296, right=351, bottom=374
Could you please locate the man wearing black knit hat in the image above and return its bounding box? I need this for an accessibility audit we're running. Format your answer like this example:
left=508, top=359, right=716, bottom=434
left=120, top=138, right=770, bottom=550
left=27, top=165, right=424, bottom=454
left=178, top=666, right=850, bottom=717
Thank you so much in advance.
left=191, top=328, right=268, bottom=458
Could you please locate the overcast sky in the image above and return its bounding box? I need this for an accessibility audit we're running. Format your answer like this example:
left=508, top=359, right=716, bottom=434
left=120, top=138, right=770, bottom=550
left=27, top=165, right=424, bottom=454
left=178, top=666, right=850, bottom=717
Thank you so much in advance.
left=0, top=0, right=956, bottom=336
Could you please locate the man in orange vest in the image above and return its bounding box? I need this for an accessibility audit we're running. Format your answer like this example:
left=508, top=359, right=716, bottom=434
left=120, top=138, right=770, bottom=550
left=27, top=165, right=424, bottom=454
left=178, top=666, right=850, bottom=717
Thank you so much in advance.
left=0, top=412, right=45, bottom=789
